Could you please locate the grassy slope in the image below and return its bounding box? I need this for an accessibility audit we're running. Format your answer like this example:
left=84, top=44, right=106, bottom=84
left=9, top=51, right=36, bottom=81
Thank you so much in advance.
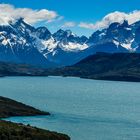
left=0, top=121, right=70, bottom=140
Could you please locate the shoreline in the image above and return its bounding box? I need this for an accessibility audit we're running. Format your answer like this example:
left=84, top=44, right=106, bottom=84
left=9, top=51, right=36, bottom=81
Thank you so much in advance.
left=0, top=96, right=70, bottom=140
left=1, top=74, right=140, bottom=83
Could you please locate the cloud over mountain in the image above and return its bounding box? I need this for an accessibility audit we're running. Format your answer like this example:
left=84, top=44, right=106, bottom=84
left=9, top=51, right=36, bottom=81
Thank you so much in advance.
left=0, top=4, right=59, bottom=25
left=79, top=11, right=140, bottom=30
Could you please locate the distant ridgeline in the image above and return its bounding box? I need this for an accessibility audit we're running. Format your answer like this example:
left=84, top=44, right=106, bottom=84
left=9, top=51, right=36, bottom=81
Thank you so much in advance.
left=1, top=53, right=140, bottom=82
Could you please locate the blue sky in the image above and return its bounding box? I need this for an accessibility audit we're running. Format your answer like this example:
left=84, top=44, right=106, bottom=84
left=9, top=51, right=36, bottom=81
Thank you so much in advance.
left=1, top=0, right=140, bottom=36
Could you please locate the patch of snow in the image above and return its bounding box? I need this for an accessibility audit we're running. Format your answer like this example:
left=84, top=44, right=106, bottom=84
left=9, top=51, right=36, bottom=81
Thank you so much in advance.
left=121, top=39, right=134, bottom=50
left=99, top=33, right=106, bottom=37
left=41, top=37, right=58, bottom=52
left=0, top=32, right=4, bottom=35
left=61, top=42, right=89, bottom=51
left=121, top=43, right=131, bottom=50
left=71, top=32, right=77, bottom=37
left=125, top=28, right=131, bottom=31
left=52, top=50, right=57, bottom=56
left=2, top=38, right=8, bottom=45
left=10, top=33, right=17, bottom=39
left=0, top=35, right=5, bottom=40
left=113, top=40, right=119, bottom=47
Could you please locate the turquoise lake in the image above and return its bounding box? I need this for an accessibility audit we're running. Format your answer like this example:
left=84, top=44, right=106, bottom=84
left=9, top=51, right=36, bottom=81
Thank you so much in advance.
left=1, top=76, right=140, bottom=140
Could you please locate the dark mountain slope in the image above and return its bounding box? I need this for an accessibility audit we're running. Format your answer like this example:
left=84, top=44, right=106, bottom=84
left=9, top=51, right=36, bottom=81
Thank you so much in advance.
left=46, top=53, right=140, bottom=82
left=0, top=62, right=48, bottom=76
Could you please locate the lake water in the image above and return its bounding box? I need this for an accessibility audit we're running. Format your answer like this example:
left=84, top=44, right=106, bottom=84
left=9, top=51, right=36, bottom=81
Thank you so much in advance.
left=1, top=76, right=140, bottom=140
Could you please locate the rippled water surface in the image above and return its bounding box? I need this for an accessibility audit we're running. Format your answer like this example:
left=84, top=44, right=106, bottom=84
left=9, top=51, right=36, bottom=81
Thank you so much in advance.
left=1, top=76, right=140, bottom=140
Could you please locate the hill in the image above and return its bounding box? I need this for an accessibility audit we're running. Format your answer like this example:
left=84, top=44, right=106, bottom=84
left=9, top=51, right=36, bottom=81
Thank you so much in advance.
left=46, top=53, right=140, bottom=82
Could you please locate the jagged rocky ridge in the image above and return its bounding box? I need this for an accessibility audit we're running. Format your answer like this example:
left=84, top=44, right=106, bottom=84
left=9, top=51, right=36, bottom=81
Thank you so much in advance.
left=1, top=19, right=140, bottom=67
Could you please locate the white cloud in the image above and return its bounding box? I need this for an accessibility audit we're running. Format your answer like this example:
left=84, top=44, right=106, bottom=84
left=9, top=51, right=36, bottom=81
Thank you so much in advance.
left=62, top=22, right=76, bottom=28
left=79, top=11, right=140, bottom=30
left=0, top=4, right=59, bottom=25
left=79, top=22, right=96, bottom=30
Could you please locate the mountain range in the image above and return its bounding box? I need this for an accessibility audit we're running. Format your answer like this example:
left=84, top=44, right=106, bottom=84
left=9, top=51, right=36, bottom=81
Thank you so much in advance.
left=1, top=18, right=140, bottom=67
